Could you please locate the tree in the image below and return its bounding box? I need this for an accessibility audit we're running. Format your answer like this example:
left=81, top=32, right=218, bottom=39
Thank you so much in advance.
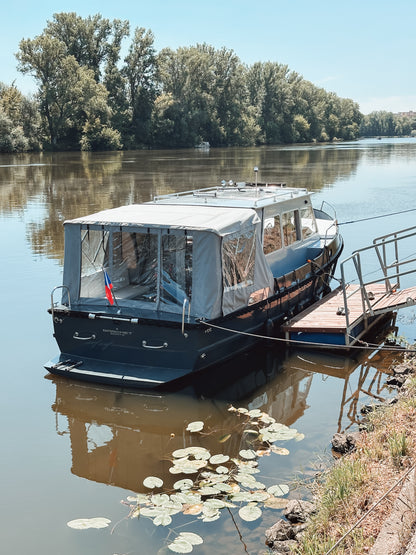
left=123, top=27, right=158, bottom=146
left=44, top=12, right=129, bottom=82
left=17, top=34, right=121, bottom=149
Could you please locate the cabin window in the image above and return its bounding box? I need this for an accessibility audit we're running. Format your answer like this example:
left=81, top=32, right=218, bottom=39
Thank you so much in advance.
left=80, top=229, right=110, bottom=298
left=263, top=215, right=282, bottom=254
left=222, top=230, right=256, bottom=290
left=282, top=211, right=300, bottom=246
left=161, top=233, right=193, bottom=305
left=112, top=231, right=158, bottom=302
left=300, top=206, right=317, bottom=239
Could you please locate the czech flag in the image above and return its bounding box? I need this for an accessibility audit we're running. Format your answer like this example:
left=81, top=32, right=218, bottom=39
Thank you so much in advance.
left=103, top=269, right=114, bottom=305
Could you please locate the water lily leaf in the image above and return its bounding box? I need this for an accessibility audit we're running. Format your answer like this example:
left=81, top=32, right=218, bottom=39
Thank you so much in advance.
left=237, top=407, right=248, bottom=414
left=203, top=498, right=228, bottom=510
left=239, top=449, right=257, bottom=460
left=171, top=492, right=201, bottom=505
left=250, top=491, right=270, bottom=502
left=247, top=409, right=262, bottom=418
left=295, top=432, right=305, bottom=442
left=143, top=476, right=163, bottom=489
left=209, top=454, right=230, bottom=464
left=173, top=479, right=194, bottom=491
left=264, top=496, right=288, bottom=510
left=260, top=414, right=276, bottom=424
left=168, top=537, right=193, bottom=553
left=197, top=486, right=218, bottom=495
left=67, top=517, right=111, bottom=530
left=153, top=513, right=172, bottom=526
left=238, top=504, right=262, bottom=522
left=151, top=493, right=170, bottom=506
left=172, top=447, right=210, bottom=460
left=227, top=405, right=237, bottom=412
left=215, top=465, right=229, bottom=474
left=267, top=484, right=289, bottom=497
left=179, top=532, right=203, bottom=546
left=186, top=421, right=204, bottom=432
left=170, top=459, right=207, bottom=474
left=200, top=507, right=221, bottom=522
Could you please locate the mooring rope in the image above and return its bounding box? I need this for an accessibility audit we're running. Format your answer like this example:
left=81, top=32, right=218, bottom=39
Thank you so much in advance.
left=324, top=463, right=416, bottom=555
left=339, top=207, right=416, bottom=225
left=198, top=320, right=416, bottom=353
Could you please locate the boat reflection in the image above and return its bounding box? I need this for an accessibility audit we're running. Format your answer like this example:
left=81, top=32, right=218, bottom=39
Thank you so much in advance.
left=49, top=340, right=397, bottom=493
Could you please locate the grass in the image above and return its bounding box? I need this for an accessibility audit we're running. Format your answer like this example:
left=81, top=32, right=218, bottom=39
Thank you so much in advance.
left=294, top=358, right=416, bottom=555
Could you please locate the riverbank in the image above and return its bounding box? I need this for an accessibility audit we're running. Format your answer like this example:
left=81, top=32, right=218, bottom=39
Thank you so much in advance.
left=268, top=348, right=416, bottom=554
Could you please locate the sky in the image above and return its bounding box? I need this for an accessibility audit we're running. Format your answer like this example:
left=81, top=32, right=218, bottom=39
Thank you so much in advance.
left=1, top=0, right=415, bottom=115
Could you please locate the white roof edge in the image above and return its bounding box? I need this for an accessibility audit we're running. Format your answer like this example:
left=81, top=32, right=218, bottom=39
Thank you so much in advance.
left=64, top=203, right=259, bottom=235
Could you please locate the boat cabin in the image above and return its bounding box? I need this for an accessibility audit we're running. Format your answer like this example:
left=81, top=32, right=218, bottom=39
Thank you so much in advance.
left=61, top=184, right=328, bottom=321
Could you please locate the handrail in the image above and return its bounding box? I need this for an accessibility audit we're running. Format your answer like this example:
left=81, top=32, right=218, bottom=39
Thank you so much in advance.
left=181, top=298, right=191, bottom=336
left=51, top=285, right=71, bottom=321
left=339, top=225, right=416, bottom=342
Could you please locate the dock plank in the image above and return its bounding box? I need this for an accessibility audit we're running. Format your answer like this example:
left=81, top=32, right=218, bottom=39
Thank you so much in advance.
left=281, top=284, right=387, bottom=334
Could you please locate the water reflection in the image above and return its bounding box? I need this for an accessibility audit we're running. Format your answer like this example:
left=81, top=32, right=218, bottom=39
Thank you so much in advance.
left=49, top=338, right=396, bottom=494
left=0, top=145, right=365, bottom=263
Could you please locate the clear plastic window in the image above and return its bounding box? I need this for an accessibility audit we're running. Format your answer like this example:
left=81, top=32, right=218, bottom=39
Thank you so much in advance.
left=222, top=230, right=256, bottom=290
left=282, top=211, right=300, bottom=246
left=112, top=232, right=158, bottom=302
left=263, top=215, right=282, bottom=254
left=300, top=206, right=317, bottom=239
left=80, top=229, right=109, bottom=298
left=161, top=234, right=192, bottom=305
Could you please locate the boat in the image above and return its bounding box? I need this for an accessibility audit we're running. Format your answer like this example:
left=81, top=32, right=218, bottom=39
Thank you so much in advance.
left=45, top=177, right=343, bottom=388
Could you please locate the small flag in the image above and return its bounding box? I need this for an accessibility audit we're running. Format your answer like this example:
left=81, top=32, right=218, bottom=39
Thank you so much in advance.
left=103, top=269, right=114, bottom=305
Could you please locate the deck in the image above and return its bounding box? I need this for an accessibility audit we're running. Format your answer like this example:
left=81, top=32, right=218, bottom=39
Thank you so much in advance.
left=281, top=283, right=416, bottom=347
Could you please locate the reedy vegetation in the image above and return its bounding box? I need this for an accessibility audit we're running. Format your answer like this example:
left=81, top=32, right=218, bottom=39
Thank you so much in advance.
left=0, top=12, right=414, bottom=152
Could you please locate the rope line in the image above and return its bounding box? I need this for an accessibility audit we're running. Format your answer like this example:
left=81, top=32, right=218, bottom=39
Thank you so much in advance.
left=339, top=207, right=416, bottom=225
left=198, top=320, right=415, bottom=353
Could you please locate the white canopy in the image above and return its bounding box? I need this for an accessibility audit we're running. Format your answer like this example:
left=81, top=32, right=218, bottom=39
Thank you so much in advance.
left=66, top=203, right=260, bottom=236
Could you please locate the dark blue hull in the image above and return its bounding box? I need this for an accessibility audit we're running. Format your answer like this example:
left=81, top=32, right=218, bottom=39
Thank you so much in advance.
left=46, top=237, right=343, bottom=388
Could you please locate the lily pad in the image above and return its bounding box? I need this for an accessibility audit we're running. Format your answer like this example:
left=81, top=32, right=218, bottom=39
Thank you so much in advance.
left=143, top=476, right=163, bottom=489
left=238, top=504, right=262, bottom=522
left=209, top=454, right=229, bottom=464
left=172, top=446, right=210, bottom=460
left=168, top=537, right=193, bottom=553
left=179, top=532, right=203, bottom=546
left=215, top=465, right=229, bottom=474
left=239, top=449, right=257, bottom=460
left=173, top=478, right=194, bottom=490
left=186, top=421, right=204, bottom=432
left=67, top=517, right=111, bottom=530
left=153, top=513, right=172, bottom=526
left=267, top=484, right=290, bottom=497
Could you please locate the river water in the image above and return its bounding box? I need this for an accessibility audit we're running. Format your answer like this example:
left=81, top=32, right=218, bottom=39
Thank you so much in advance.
left=1, top=138, right=415, bottom=554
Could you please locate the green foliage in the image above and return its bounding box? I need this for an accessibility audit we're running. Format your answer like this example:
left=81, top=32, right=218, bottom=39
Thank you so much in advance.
left=6, top=11, right=406, bottom=153
left=360, top=110, right=416, bottom=137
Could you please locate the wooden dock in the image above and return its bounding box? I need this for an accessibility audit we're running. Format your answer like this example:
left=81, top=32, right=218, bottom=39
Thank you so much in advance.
left=281, top=283, right=416, bottom=347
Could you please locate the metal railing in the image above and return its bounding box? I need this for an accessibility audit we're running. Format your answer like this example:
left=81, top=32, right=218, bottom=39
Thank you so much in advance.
left=339, top=225, right=416, bottom=335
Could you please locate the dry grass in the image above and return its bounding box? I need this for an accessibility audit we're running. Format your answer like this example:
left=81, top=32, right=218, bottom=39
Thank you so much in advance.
left=294, top=356, right=416, bottom=555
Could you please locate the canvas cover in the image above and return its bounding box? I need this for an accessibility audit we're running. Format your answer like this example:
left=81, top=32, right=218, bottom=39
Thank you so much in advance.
left=62, top=203, right=274, bottom=319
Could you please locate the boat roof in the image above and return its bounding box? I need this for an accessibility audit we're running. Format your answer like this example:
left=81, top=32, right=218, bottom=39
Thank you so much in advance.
left=152, top=183, right=312, bottom=209
left=65, top=203, right=260, bottom=236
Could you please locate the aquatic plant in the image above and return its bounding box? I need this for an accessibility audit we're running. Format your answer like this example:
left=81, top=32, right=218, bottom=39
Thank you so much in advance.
left=66, top=406, right=303, bottom=552
left=122, top=406, right=303, bottom=552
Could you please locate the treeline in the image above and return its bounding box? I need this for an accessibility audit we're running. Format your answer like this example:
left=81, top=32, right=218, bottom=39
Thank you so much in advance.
left=360, top=111, right=416, bottom=137
left=0, top=13, right=410, bottom=153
